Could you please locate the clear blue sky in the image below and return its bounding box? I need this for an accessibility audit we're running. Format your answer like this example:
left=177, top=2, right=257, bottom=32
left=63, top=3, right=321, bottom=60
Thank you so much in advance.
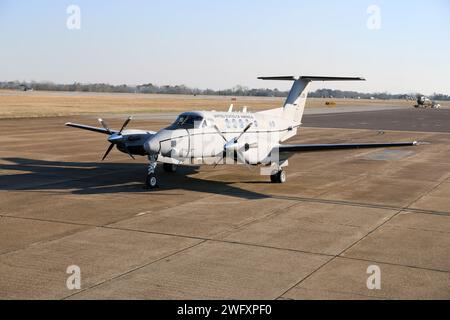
left=1, top=0, right=449, bottom=94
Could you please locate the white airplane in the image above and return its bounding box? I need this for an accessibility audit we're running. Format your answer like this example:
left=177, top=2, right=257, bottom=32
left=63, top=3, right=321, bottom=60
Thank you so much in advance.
left=66, top=76, right=418, bottom=188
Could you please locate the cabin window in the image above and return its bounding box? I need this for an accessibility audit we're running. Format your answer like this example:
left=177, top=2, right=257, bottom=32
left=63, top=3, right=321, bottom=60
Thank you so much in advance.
left=239, top=119, right=244, bottom=129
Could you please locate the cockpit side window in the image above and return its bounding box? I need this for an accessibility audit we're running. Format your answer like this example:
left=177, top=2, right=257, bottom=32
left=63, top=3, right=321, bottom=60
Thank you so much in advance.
left=167, top=114, right=204, bottom=130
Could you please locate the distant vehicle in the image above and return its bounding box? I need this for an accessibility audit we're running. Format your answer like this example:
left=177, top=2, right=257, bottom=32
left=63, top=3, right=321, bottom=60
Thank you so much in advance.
left=18, top=84, right=33, bottom=92
left=415, top=95, right=440, bottom=109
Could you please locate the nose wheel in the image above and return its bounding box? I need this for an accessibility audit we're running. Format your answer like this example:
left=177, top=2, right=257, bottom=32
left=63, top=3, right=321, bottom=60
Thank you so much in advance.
left=270, top=170, right=286, bottom=184
left=145, top=155, right=159, bottom=189
left=146, top=173, right=158, bottom=188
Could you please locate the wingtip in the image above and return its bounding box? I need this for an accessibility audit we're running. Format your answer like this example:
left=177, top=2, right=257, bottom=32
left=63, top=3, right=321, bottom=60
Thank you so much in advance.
left=414, top=141, right=431, bottom=146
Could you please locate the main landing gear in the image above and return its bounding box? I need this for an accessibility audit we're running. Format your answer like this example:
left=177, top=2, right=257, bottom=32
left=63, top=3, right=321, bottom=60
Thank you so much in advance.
left=270, top=170, right=286, bottom=184
left=269, top=160, right=288, bottom=184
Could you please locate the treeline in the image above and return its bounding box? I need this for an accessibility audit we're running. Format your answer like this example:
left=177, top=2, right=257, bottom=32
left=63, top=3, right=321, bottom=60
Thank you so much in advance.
left=1, top=81, right=449, bottom=101
left=312, top=89, right=415, bottom=100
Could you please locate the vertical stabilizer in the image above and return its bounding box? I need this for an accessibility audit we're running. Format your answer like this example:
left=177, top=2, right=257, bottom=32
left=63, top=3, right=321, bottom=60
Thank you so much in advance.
left=258, top=76, right=365, bottom=125
left=283, top=79, right=311, bottom=124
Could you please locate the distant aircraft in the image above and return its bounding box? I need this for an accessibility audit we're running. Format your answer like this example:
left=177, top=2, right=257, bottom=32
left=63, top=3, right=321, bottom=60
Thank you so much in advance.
left=66, top=76, right=418, bottom=188
left=415, top=95, right=440, bottom=109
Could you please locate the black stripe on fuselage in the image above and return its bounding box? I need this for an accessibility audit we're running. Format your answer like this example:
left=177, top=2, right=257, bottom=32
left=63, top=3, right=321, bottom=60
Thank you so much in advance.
left=158, top=126, right=301, bottom=144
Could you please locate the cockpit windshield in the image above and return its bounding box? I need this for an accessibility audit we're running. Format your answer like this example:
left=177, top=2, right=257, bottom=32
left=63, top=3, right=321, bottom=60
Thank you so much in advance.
left=167, top=114, right=204, bottom=130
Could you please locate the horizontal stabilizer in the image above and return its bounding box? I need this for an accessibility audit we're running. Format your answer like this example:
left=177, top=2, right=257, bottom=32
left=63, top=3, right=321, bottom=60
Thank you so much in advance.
left=300, top=76, right=366, bottom=82
left=257, top=76, right=297, bottom=81
left=258, top=76, right=365, bottom=82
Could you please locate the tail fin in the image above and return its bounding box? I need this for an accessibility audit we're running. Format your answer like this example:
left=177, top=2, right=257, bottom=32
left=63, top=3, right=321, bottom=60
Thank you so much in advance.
left=258, top=76, right=365, bottom=125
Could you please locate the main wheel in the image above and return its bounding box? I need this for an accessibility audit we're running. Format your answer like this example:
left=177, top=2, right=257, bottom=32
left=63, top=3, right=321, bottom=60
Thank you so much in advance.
left=270, top=170, right=286, bottom=184
left=270, top=174, right=277, bottom=183
left=163, top=163, right=178, bottom=173
left=145, top=173, right=159, bottom=189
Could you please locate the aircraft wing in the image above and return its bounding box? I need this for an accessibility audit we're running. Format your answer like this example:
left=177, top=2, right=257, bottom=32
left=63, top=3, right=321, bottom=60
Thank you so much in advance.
left=276, top=141, right=418, bottom=153
left=65, top=122, right=117, bottom=135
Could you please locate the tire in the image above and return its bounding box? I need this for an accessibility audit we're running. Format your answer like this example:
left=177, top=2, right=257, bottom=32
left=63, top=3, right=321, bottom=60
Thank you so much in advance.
left=145, top=173, right=158, bottom=189
left=270, top=170, right=286, bottom=184
left=163, top=163, right=177, bottom=173
left=278, top=170, right=287, bottom=183
left=270, top=174, right=277, bottom=183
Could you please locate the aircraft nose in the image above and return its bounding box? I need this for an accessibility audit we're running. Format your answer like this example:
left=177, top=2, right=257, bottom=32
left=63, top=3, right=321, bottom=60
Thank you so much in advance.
left=145, top=136, right=161, bottom=155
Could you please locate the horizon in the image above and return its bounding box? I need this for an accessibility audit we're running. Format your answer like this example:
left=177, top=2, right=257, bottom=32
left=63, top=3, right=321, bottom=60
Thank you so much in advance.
left=1, top=79, right=447, bottom=97
left=1, top=1, right=449, bottom=95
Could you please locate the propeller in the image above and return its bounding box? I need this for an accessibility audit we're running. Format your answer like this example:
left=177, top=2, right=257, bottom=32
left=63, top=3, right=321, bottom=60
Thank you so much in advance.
left=99, top=118, right=113, bottom=135
left=99, top=116, right=135, bottom=161
left=213, top=125, right=228, bottom=142
left=213, top=123, right=254, bottom=168
left=102, top=143, right=116, bottom=161
left=235, top=123, right=253, bottom=142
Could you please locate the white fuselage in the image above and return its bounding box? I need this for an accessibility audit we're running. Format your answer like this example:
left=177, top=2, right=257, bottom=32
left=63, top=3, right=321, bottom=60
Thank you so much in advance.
left=146, top=109, right=298, bottom=165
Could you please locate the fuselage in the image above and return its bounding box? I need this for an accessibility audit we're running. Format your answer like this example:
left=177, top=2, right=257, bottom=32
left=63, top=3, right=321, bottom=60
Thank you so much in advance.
left=143, top=109, right=298, bottom=165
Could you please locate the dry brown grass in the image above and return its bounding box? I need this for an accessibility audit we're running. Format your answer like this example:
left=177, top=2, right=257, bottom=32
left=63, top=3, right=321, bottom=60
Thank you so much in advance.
left=0, top=90, right=419, bottom=119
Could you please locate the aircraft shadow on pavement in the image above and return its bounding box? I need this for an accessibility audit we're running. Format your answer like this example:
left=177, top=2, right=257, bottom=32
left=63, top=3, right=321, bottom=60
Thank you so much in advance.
left=0, top=158, right=269, bottom=200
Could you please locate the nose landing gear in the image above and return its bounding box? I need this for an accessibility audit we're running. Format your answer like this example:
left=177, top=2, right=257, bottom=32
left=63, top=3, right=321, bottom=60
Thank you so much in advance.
left=145, top=155, right=159, bottom=189
left=146, top=173, right=158, bottom=188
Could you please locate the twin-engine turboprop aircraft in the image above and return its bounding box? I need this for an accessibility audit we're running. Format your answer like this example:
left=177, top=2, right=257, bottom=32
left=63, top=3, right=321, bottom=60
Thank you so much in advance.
left=66, top=76, right=418, bottom=188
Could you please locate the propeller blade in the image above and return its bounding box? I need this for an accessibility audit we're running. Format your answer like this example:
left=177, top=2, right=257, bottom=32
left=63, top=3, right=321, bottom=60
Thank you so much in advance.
left=102, top=143, right=115, bottom=161
left=98, top=118, right=112, bottom=135
left=213, top=125, right=228, bottom=142
left=236, top=151, right=254, bottom=171
left=119, top=116, right=133, bottom=134
left=235, top=123, right=252, bottom=142
left=213, top=156, right=224, bottom=168
left=213, top=150, right=227, bottom=168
